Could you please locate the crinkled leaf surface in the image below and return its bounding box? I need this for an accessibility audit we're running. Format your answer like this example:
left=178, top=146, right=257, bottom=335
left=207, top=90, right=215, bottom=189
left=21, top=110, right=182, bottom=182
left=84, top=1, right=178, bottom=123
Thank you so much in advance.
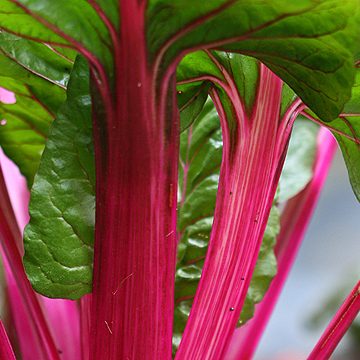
left=24, top=56, right=94, bottom=299
left=148, top=0, right=359, bottom=120
left=0, top=32, right=72, bottom=184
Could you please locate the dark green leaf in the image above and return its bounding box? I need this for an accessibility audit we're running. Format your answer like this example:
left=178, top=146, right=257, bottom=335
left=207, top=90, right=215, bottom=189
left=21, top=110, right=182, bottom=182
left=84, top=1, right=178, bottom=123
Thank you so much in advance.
left=177, top=83, right=210, bottom=132
left=304, top=68, right=360, bottom=201
left=330, top=116, right=360, bottom=201
left=148, top=0, right=359, bottom=120
left=23, top=56, right=94, bottom=299
left=92, top=0, right=119, bottom=29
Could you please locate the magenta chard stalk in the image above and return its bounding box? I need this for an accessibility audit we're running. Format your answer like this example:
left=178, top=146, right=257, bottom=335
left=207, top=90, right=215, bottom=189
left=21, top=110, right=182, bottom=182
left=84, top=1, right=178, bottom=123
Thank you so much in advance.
left=0, top=321, right=16, bottom=360
left=226, top=128, right=337, bottom=359
left=89, top=2, right=179, bottom=359
left=0, top=161, right=60, bottom=360
left=176, top=64, right=304, bottom=359
left=308, top=280, right=360, bottom=360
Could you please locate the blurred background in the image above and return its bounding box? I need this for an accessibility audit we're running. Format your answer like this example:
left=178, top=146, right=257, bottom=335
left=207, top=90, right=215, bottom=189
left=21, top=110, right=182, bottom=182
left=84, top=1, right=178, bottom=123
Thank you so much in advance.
left=256, top=149, right=360, bottom=359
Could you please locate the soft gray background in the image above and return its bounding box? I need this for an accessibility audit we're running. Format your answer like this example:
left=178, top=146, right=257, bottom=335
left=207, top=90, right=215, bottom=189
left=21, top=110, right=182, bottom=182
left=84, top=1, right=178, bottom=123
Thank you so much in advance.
left=255, top=150, right=360, bottom=360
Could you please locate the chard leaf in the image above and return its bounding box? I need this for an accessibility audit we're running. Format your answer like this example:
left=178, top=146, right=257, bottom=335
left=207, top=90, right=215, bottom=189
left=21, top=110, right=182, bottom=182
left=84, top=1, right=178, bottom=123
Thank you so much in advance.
left=148, top=0, right=359, bottom=120
left=177, top=82, right=210, bottom=132
left=278, top=118, right=319, bottom=202
left=304, top=68, right=360, bottom=201
left=23, top=56, right=94, bottom=299
left=0, top=33, right=71, bottom=184
left=332, top=116, right=360, bottom=201
left=177, top=51, right=298, bottom=126
left=92, top=0, right=119, bottom=29
left=0, top=0, right=113, bottom=71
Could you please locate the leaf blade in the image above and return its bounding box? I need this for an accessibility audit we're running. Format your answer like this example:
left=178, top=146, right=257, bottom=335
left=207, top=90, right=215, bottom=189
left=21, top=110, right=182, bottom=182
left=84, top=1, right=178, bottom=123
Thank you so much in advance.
left=23, top=56, right=94, bottom=299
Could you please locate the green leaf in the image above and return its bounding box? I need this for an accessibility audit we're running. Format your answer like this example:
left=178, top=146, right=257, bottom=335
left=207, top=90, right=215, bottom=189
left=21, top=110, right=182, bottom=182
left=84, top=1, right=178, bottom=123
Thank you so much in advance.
left=329, top=115, right=360, bottom=201
left=23, top=56, right=95, bottom=299
left=177, top=51, right=301, bottom=128
left=239, top=206, right=279, bottom=324
left=0, top=33, right=71, bottom=184
left=93, top=0, right=119, bottom=29
left=278, top=118, right=319, bottom=202
left=304, top=68, right=360, bottom=201
left=0, top=31, right=73, bottom=89
left=343, top=66, right=360, bottom=114
left=0, top=0, right=112, bottom=71
left=148, top=0, right=359, bottom=120
left=177, top=83, right=210, bottom=132
left=177, top=51, right=260, bottom=117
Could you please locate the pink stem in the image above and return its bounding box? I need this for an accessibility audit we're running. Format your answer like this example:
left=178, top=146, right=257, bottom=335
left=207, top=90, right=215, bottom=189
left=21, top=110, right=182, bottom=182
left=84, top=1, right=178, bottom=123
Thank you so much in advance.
left=176, top=65, right=290, bottom=359
left=1, top=88, right=80, bottom=359
left=0, top=159, right=60, bottom=360
left=226, top=128, right=337, bottom=359
left=40, top=298, right=81, bottom=360
left=80, top=294, right=92, bottom=360
left=89, top=3, right=178, bottom=358
left=307, top=280, right=360, bottom=360
left=0, top=320, right=16, bottom=360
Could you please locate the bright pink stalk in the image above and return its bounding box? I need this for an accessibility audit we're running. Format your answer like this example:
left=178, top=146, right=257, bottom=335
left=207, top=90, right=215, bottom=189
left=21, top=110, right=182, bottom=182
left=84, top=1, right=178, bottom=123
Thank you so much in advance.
left=89, top=2, right=178, bottom=359
left=176, top=64, right=303, bottom=359
left=308, top=281, right=360, bottom=360
left=226, top=128, right=337, bottom=359
left=0, top=147, right=81, bottom=360
left=41, top=298, right=81, bottom=360
left=0, top=320, right=16, bottom=360
left=0, top=161, right=60, bottom=360
left=80, top=294, right=92, bottom=360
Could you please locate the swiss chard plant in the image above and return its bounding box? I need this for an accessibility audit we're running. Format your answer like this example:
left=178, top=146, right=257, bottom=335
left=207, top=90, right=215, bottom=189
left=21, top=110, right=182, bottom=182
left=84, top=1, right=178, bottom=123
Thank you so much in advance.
left=0, top=1, right=360, bottom=359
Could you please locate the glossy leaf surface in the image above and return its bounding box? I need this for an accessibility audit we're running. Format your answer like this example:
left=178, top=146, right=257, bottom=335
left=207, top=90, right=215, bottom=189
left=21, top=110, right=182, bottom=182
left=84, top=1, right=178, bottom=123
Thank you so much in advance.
left=23, top=56, right=94, bottom=299
left=148, top=0, right=359, bottom=120
left=0, top=32, right=72, bottom=184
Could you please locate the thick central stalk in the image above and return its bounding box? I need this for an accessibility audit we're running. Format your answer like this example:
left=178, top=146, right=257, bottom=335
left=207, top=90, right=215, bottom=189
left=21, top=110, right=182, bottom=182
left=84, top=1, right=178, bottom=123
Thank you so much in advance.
left=90, top=3, right=178, bottom=359
left=176, top=65, right=286, bottom=359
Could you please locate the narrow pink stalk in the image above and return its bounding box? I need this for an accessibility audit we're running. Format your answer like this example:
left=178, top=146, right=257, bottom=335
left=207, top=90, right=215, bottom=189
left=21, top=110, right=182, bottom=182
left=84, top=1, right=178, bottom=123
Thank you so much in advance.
left=41, top=298, right=80, bottom=360
left=0, top=154, right=81, bottom=360
left=307, top=281, right=360, bottom=360
left=89, top=3, right=178, bottom=358
left=0, top=320, right=16, bottom=360
left=226, top=128, right=337, bottom=359
left=0, top=88, right=60, bottom=359
left=0, top=162, right=60, bottom=360
left=80, top=294, right=92, bottom=360
left=176, top=65, right=297, bottom=359
left=2, top=88, right=80, bottom=359
left=0, top=152, right=47, bottom=359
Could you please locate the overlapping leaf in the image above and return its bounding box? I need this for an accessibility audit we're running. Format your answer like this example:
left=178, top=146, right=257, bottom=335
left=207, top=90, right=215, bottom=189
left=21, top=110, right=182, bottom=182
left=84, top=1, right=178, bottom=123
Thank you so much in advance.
left=23, top=56, right=94, bottom=299
left=304, top=68, right=360, bottom=201
left=0, top=32, right=73, bottom=184
left=0, top=0, right=112, bottom=71
left=148, top=0, right=359, bottom=120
